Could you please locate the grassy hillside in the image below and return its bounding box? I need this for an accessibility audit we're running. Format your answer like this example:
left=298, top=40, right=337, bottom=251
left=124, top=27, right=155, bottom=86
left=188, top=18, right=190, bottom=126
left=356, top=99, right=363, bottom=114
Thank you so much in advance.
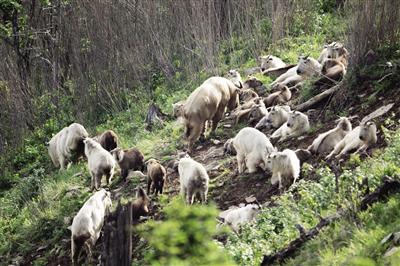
left=1, top=3, right=400, bottom=266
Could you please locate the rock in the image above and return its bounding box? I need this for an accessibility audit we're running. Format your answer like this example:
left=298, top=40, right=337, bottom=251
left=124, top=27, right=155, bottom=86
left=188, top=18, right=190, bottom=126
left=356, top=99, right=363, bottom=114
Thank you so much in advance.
left=245, top=195, right=257, bottom=203
left=212, top=139, right=221, bottom=145
left=205, top=161, right=221, bottom=172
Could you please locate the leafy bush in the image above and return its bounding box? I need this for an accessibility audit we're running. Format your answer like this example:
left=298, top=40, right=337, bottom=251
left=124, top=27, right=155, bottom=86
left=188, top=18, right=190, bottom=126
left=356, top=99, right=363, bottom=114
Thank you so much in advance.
left=225, top=129, right=400, bottom=265
left=140, top=198, right=235, bottom=266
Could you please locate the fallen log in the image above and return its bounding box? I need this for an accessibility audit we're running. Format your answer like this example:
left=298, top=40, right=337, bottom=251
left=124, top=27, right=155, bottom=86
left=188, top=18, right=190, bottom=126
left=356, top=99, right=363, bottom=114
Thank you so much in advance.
left=294, top=83, right=341, bottom=112
left=261, top=176, right=400, bottom=265
left=261, top=211, right=344, bottom=265
left=361, top=103, right=394, bottom=124
left=359, top=176, right=400, bottom=211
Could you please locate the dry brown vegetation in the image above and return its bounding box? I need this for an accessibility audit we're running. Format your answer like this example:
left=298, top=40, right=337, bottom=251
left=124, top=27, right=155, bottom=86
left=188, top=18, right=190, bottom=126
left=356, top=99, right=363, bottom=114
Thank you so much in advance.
left=0, top=0, right=399, bottom=154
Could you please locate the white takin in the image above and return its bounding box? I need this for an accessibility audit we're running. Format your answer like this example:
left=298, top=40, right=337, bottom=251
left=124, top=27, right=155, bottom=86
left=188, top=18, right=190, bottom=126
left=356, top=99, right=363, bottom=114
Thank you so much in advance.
left=271, top=111, right=310, bottom=142
left=255, top=105, right=291, bottom=130
left=259, top=55, right=286, bottom=72
left=70, top=189, right=112, bottom=265
left=318, top=42, right=349, bottom=65
left=326, top=121, right=377, bottom=160
left=178, top=156, right=209, bottom=204
left=231, top=127, right=276, bottom=174
left=84, top=138, right=116, bottom=191
left=270, top=56, right=321, bottom=88
left=48, top=123, right=89, bottom=170
left=219, top=204, right=260, bottom=232
left=266, top=149, right=300, bottom=189
left=308, top=117, right=352, bottom=155
left=227, top=69, right=243, bottom=88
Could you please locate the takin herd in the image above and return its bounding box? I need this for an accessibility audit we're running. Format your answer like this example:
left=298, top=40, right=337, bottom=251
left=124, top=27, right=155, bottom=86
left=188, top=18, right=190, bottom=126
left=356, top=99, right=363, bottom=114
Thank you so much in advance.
left=46, top=42, right=379, bottom=264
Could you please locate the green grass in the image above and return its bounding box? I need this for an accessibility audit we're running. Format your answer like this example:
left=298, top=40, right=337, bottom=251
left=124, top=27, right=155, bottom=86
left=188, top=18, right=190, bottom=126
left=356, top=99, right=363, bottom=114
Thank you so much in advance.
left=224, top=128, right=400, bottom=266
left=285, top=194, right=400, bottom=266
left=0, top=6, right=398, bottom=265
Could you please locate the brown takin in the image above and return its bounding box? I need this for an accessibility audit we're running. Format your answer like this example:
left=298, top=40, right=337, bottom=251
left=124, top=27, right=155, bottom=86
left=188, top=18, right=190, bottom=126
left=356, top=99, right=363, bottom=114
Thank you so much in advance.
left=243, top=76, right=267, bottom=96
left=146, top=159, right=167, bottom=195
left=239, top=88, right=259, bottom=103
left=132, top=187, right=151, bottom=220
left=96, top=130, right=119, bottom=152
left=110, top=147, right=145, bottom=182
left=263, top=85, right=292, bottom=107
left=316, top=54, right=348, bottom=87
left=183, top=76, right=239, bottom=152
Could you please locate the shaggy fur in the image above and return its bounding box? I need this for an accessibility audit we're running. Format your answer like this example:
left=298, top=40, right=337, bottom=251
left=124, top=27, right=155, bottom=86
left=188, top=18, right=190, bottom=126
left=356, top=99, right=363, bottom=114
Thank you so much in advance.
left=110, top=147, right=145, bottom=182
left=233, top=127, right=276, bottom=174
left=266, top=149, right=300, bottom=189
left=48, top=123, right=89, bottom=170
left=178, top=156, right=209, bottom=204
left=97, top=130, right=118, bottom=152
left=172, top=100, right=186, bottom=118
left=219, top=204, right=260, bottom=232
left=84, top=138, right=116, bottom=191
left=308, top=117, right=352, bottom=155
left=255, top=105, right=291, bottom=130
left=227, top=69, right=243, bottom=88
left=146, top=159, right=166, bottom=195
left=263, top=86, right=292, bottom=107
left=132, top=187, right=151, bottom=220
left=326, top=121, right=377, bottom=160
left=71, top=189, right=112, bottom=265
left=183, top=76, right=239, bottom=152
left=259, top=55, right=286, bottom=72
left=271, top=111, right=310, bottom=142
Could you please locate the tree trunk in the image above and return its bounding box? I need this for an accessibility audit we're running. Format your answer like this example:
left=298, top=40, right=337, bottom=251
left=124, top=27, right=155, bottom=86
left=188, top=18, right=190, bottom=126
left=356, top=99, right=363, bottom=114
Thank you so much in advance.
left=101, top=201, right=132, bottom=266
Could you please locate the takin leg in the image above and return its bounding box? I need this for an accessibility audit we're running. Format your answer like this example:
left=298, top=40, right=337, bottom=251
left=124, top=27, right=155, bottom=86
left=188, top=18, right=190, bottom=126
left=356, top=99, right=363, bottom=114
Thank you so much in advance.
left=187, top=122, right=204, bottom=153
left=90, top=171, right=96, bottom=191
left=121, top=168, right=129, bottom=183
left=95, top=173, right=102, bottom=190
left=246, top=152, right=260, bottom=173
left=105, top=168, right=114, bottom=186
left=71, top=238, right=80, bottom=266
left=147, top=178, right=152, bottom=195
left=211, top=108, right=225, bottom=133
left=236, top=153, right=246, bottom=174
left=200, top=186, right=208, bottom=204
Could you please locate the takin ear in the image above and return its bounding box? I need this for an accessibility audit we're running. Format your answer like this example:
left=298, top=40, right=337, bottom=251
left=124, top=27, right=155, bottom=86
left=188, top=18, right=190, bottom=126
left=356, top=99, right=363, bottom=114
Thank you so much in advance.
left=137, top=187, right=147, bottom=199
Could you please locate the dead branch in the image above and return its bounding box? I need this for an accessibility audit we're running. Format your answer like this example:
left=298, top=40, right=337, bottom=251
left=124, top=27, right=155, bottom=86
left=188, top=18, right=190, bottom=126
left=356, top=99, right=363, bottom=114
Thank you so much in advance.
left=361, top=103, right=394, bottom=124
left=359, top=176, right=400, bottom=211
left=294, top=83, right=341, bottom=112
left=261, top=176, right=400, bottom=265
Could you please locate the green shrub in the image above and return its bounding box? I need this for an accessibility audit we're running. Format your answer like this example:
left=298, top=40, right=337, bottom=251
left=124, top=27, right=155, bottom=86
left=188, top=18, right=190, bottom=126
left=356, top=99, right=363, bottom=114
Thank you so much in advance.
left=140, top=198, right=235, bottom=266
